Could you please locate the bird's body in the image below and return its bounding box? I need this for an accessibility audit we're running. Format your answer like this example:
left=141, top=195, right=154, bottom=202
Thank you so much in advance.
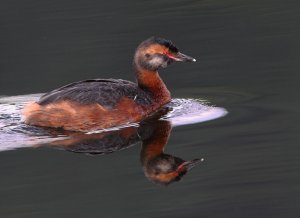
left=37, top=79, right=152, bottom=108
left=23, top=37, right=195, bottom=131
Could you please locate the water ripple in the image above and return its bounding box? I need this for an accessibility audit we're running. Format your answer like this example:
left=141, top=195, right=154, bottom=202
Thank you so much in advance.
left=0, top=94, right=227, bottom=152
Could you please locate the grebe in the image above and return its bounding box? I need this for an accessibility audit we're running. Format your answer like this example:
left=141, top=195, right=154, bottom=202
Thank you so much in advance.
left=23, top=37, right=196, bottom=131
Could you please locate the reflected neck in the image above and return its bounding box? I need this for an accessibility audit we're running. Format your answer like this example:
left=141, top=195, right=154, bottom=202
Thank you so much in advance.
left=140, top=121, right=172, bottom=162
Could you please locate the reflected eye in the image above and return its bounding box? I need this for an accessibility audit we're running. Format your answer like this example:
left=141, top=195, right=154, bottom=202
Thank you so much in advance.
left=145, top=53, right=150, bottom=58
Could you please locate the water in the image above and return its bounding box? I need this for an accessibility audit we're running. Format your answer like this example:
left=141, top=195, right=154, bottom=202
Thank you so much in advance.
left=0, top=0, right=299, bottom=217
left=0, top=95, right=226, bottom=151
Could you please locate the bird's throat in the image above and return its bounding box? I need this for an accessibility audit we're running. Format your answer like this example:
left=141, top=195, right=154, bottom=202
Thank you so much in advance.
left=136, top=69, right=171, bottom=106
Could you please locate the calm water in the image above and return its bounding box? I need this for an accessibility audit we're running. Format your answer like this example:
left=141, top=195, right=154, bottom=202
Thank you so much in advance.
left=0, top=0, right=299, bottom=217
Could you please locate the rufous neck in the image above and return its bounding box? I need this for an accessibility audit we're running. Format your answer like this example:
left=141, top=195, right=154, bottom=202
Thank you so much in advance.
left=134, top=63, right=171, bottom=101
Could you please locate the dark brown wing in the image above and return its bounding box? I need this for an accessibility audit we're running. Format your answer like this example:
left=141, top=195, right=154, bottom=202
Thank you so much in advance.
left=38, top=79, right=152, bottom=109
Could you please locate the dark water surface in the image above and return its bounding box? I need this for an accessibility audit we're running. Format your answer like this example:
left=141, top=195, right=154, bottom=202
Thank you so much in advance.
left=0, top=0, right=299, bottom=217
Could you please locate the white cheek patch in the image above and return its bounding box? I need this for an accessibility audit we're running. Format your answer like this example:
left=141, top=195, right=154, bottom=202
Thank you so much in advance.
left=149, top=56, right=164, bottom=67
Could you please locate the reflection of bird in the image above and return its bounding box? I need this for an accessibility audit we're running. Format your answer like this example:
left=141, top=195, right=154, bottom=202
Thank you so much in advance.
left=140, top=121, right=202, bottom=185
left=48, top=127, right=141, bottom=155
left=43, top=120, right=201, bottom=185
left=23, top=37, right=196, bottom=132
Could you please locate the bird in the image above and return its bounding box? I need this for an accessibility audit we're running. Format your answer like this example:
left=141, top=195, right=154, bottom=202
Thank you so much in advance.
left=22, top=37, right=196, bottom=132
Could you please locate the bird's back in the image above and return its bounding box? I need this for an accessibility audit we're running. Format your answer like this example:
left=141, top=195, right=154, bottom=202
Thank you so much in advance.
left=23, top=79, right=157, bottom=131
left=38, top=79, right=152, bottom=108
